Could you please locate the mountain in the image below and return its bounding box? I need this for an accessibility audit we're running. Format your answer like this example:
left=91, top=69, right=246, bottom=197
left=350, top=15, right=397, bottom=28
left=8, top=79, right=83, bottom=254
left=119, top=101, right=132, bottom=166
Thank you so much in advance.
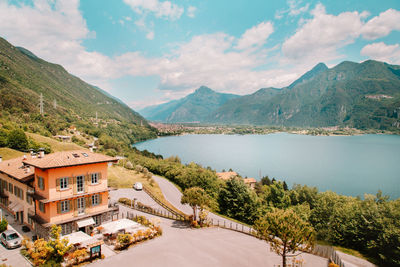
left=209, top=60, right=400, bottom=129
left=140, top=86, right=240, bottom=123
left=0, top=37, right=156, bottom=144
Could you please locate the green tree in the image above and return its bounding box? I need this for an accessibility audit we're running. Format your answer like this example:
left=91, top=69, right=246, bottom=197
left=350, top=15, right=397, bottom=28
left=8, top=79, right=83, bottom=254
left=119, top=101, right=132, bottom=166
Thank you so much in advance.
left=218, top=177, right=259, bottom=224
left=264, top=181, right=291, bottom=209
left=0, top=217, right=8, bottom=232
left=7, top=129, right=28, bottom=151
left=254, top=209, right=315, bottom=267
left=47, top=225, right=72, bottom=263
left=181, top=187, right=212, bottom=222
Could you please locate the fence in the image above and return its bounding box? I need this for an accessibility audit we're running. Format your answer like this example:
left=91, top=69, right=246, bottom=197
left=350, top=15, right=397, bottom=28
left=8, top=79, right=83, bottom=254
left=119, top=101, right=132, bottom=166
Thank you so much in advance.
left=311, top=245, right=347, bottom=267
left=119, top=201, right=186, bottom=221
left=142, top=185, right=188, bottom=220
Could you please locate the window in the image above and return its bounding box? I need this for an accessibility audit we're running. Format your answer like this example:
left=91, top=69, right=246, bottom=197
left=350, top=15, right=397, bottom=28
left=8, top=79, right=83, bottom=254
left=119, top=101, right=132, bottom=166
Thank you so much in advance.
left=8, top=183, right=12, bottom=193
left=82, top=153, right=88, bottom=157
left=93, top=215, right=101, bottom=226
left=26, top=192, right=32, bottom=205
left=39, top=202, right=45, bottom=213
left=91, top=194, right=100, bottom=206
left=61, top=223, right=72, bottom=236
left=38, top=176, right=44, bottom=190
left=60, top=177, right=68, bottom=190
left=91, top=173, right=99, bottom=184
left=60, top=200, right=70, bottom=213
left=76, top=176, right=84, bottom=193
left=14, top=185, right=17, bottom=196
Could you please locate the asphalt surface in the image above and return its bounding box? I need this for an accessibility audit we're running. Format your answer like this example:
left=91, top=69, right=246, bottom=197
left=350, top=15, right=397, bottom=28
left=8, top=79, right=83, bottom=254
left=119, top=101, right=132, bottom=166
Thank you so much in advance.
left=152, top=175, right=252, bottom=232
left=91, top=205, right=328, bottom=267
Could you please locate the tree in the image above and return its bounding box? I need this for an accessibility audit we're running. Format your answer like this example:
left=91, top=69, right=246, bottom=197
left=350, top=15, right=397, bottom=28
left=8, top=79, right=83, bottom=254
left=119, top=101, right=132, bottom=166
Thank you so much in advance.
left=218, top=177, right=259, bottom=224
left=181, top=187, right=212, bottom=222
left=47, top=225, right=72, bottom=263
left=254, top=209, right=315, bottom=267
left=7, top=129, right=28, bottom=151
left=0, top=217, right=8, bottom=233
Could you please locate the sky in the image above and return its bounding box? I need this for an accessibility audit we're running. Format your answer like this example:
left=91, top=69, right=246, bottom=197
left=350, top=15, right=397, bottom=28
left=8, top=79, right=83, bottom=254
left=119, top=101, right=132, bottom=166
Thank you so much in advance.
left=0, top=0, right=400, bottom=110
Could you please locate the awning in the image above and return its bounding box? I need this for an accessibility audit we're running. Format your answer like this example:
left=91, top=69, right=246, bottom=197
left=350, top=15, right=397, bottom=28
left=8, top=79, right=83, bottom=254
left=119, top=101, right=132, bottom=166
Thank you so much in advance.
left=9, top=202, right=23, bottom=213
left=76, top=217, right=95, bottom=228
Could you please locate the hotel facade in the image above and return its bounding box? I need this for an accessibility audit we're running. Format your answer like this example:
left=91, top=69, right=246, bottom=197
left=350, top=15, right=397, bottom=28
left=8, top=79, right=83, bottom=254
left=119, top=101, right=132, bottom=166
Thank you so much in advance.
left=0, top=150, right=119, bottom=238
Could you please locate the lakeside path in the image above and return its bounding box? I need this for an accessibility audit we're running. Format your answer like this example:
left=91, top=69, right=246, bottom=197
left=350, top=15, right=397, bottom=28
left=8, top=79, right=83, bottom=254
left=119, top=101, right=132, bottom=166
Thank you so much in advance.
left=153, top=175, right=253, bottom=232
left=90, top=205, right=328, bottom=267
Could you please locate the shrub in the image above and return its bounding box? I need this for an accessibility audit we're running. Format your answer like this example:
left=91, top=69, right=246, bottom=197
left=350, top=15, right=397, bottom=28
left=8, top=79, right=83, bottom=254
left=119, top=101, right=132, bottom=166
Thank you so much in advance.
left=116, top=233, right=133, bottom=249
left=0, top=218, right=8, bottom=233
left=125, top=161, right=133, bottom=169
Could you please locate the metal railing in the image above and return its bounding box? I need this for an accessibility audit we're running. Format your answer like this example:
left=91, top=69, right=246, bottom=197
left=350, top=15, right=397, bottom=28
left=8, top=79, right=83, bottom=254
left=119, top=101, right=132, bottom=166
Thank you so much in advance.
left=119, top=203, right=186, bottom=221
left=142, top=185, right=188, bottom=220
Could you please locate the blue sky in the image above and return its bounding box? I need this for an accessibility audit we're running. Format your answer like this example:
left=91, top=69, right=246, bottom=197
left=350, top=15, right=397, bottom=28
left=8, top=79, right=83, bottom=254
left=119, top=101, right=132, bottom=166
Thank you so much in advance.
left=1, top=0, right=400, bottom=110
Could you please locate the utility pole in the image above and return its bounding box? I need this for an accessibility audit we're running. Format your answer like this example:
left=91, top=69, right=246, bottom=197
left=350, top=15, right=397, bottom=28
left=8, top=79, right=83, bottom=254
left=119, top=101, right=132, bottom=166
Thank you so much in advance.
left=53, top=99, right=57, bottom=109
left=39, top=93, right=44, bottom=115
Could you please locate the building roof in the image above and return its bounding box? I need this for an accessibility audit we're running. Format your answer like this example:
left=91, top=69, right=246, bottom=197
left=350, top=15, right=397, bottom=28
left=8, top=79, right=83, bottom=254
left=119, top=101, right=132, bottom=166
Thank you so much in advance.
left=216, top=171, right=238, bottom=180
left=0, top=156, right=35, bottom=182
left=243, top=178, right=257, bottom=184
left=23, top=150, right=118, bottom=169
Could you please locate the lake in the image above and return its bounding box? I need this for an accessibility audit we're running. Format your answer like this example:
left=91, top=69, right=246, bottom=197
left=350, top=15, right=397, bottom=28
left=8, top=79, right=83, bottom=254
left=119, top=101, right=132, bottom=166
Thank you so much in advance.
left=134, top=133, right=400, bottom=199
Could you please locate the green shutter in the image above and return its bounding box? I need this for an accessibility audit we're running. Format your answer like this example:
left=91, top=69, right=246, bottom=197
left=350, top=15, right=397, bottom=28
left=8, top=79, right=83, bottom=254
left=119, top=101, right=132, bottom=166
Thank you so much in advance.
left=56, top=178, right=60, bottom=191
left=86, top=196, right=92, bottom=208
left=73, top=176, right=77, bottom=194
left=74, top=199, right=78, bottom=216
left=68, top=177, right=73, bottom=189
left=84, top=174, right=89, bottom=193
left=57, top=202, right=61, bottom=214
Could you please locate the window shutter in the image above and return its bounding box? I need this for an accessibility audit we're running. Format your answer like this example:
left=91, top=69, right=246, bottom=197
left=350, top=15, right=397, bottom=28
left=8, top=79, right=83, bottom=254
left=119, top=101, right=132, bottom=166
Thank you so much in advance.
left=68, top=177, right=73, bottom=189
left=21, top=189, right=24, bottom=200
left=98, top=172, right=102, bottom=183
left=43, top=203, right=46, bottom=213
left=73, top=176, right=77, bottom=194
left=99, top=193, right=103, bottom=204
left=68, top=200, right=71, bottom=212
left=84, top=174, right=89, bottom=193
left=57, top=202, right=61, bottom=214
left=74, top=199, right=78, bottom=216
left=56, top=178, right=60, bottom=191
left=86, top=196, right=92, bottom=208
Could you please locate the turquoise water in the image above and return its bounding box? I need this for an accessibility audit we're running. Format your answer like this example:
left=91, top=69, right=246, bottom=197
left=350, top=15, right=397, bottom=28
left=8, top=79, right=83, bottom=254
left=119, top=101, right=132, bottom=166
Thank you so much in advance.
left=134, top=133, right=400, bottom=199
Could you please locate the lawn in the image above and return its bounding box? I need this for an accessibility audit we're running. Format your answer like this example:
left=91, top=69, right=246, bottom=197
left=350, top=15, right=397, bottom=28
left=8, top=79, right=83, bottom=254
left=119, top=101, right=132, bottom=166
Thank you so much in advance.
left=108, top=165, right=184, bottom=215
left=0, top=147, right=25, bottom=160
left=27, top=132, right=84, bottom=152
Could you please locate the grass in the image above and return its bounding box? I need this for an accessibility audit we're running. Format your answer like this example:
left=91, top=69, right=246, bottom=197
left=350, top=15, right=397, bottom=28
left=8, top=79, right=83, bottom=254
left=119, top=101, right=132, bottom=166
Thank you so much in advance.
left=108, top=165, right=184, bottom=215
left=333, top=246, right=378, bottom=265
left=0, top=147, right=25, bottom=160
left=27, top=132, right=84, bottom=152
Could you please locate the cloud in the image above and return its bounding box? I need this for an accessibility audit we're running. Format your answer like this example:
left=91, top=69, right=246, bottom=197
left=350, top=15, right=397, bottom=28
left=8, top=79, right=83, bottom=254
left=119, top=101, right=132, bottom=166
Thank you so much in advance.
left=146, top=31, right=155, bottom=40
left=282, top=3, right=366, bottom=66
left=361, top=42, right=400, bottom=64
left=187, top=6, right=196, bottom=18
left=236, top=21, right=274, bottom=50
left=361, top=9, right=400, bottom=40
left=123, top=0, right=184, bottom=20
left=0, top=0, right=117, bottom=86
left=275, top=0, right=310, bottom=19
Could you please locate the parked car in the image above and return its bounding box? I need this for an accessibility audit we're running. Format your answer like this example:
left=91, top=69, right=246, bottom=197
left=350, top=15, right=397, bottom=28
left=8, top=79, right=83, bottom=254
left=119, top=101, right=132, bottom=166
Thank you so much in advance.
left=1, top=230, right=22, bottom=249
left=133, top=182, right=143, bottom=191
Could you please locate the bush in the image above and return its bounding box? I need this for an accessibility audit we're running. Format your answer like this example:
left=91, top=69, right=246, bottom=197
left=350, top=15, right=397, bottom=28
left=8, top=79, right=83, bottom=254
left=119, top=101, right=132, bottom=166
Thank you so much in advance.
left=0, top=218, right=8, bottom=233
left=7, top=129, right=28, bottom=151
left=116, top=233, right=133, bottom=250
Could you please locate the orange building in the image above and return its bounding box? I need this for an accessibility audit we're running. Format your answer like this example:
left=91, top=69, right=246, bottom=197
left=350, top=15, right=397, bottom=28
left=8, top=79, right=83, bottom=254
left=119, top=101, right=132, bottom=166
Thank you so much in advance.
left=0, top=150, right=119, bottom=238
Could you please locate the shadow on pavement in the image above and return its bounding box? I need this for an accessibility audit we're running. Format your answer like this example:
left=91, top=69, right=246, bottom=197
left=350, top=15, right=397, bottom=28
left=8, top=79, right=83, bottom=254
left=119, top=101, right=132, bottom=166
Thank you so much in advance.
left=170, top=221, right=190, bottom=229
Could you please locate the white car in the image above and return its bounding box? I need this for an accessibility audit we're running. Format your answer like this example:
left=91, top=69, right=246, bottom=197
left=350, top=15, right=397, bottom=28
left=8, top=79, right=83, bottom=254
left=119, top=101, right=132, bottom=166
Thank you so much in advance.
left=133, top=182, right=143, bottom=191
left=1, top=230, right=22, bottom=249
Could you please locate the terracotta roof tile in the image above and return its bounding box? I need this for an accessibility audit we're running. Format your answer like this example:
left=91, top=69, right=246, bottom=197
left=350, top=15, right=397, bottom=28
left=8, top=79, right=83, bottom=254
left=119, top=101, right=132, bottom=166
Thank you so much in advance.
left=243, top=178, right=257, bottom=184
left=23, top=150, right=118, bottom=169
left=0, top=156, right=34, bottom=181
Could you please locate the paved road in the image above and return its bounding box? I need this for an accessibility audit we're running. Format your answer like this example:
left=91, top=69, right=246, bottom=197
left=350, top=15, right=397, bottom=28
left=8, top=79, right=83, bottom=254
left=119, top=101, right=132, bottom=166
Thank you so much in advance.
left=109, top=188, right=169, bottom=214
left=152, top=175, right=252, bottom=232
left=0, top=216, right=30, bottom=267
left=91, top=205, right=328, bottom=267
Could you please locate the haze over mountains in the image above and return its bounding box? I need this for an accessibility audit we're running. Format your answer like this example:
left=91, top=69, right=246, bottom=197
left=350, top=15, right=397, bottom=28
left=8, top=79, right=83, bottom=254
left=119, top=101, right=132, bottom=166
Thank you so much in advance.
left=141, top=60, right=400, bottom=130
